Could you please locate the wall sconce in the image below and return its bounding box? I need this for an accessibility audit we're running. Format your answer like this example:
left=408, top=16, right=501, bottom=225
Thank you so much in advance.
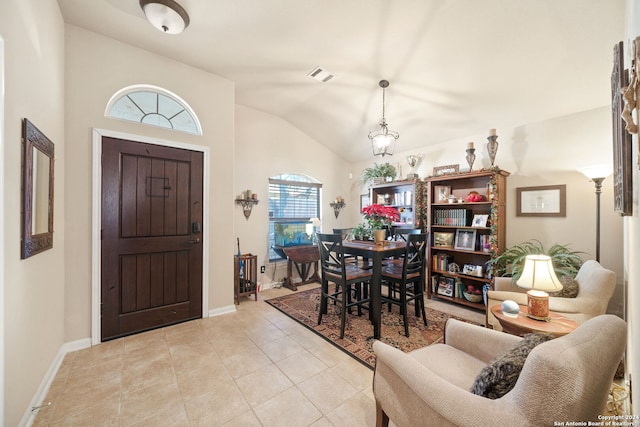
left=329, top=196, right=345, bottom=218
left=235, top=190, right=258, bottom=220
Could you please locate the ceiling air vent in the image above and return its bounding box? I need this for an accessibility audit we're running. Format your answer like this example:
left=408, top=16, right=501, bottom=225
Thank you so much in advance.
left=307, top=67, right=335, bottom=83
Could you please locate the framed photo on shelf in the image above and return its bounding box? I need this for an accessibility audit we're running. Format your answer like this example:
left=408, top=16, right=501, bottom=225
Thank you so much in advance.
left=433, top=185, right=452, bottom=202
left=454, top=229, right=476, bottom=251
left=516, top=185, right=566, bottom=217
left=462, top=263, right=483, bottom=277
left=433, top=164, right=460, bottom=176
left=436, top=276, right=455, bottom=297
left=471, top=214, right=489, bottom=227
left=433, top=231, right=455, bottom=247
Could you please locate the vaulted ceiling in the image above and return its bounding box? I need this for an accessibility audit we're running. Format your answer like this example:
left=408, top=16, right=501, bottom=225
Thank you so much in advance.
left=57, top=0, right=626, bottom=162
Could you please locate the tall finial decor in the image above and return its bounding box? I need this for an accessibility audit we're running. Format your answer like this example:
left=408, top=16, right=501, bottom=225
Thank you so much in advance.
left=465, top=142, right=476, bottom=171
left=487, top=129, right=499, bottom=166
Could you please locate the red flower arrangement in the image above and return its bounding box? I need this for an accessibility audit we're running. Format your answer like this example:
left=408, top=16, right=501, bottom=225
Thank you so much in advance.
left=361, top=204, right=400, bottom=229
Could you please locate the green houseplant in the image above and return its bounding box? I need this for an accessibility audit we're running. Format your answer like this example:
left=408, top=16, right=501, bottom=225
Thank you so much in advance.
left=490, top=239, right=584, bottom=282
left=360, top=162, right=397, bottom=186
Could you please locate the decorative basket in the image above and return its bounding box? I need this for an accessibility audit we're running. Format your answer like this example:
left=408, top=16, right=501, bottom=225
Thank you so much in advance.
left=463, top=290, right=483, bottom=303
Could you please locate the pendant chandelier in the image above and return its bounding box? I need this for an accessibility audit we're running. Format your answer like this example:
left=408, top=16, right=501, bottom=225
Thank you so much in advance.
left=368, top=79, right=399, bottom=157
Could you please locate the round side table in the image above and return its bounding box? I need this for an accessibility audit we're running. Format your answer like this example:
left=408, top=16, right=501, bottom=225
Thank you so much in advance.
left=490, top=304, right=578, bottom=337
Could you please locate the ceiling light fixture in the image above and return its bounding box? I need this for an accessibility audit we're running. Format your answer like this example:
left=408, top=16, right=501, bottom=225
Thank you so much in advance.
left=140, top=0, right=190, bottom=35
left=368, top=80, right=399, bottom=157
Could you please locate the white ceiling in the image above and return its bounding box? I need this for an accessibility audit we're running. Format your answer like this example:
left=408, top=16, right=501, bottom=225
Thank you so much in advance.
left=57, top=0, right=626, bottom=162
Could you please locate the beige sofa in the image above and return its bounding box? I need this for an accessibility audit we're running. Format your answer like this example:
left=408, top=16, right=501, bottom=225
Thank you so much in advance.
left=372, top=314, right=626, bottom=427
left=485, top=259, right=616, bottom=331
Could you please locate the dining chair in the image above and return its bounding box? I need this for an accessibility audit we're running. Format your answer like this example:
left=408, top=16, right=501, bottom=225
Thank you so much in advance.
left=380, top=232, right=428, bottom=337
left=317, top=233, right=373, bottom=338
left=391, top=227, right=421, bottom=241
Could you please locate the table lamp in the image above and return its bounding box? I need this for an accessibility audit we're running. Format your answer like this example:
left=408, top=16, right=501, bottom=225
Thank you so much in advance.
left=516, top=255, right=563, bottom=321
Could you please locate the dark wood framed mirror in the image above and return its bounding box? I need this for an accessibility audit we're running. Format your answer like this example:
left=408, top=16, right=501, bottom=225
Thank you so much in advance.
left=21, top=118, right=54, bottom=259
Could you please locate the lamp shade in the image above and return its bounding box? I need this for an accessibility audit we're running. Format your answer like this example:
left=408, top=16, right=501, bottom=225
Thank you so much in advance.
left=577, top=164, right=613, bottom=180
left=516, top=255, right=563, bottom=292
left=140, top=0, right=190, bottom=34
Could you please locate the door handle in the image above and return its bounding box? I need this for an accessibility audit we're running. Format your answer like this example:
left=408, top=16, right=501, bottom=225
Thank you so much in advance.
left=188, top=238, right=200, bottom=244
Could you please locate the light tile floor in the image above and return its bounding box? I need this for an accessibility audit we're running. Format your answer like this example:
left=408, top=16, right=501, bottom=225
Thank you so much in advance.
left=33, top=285, right=484, bottom=427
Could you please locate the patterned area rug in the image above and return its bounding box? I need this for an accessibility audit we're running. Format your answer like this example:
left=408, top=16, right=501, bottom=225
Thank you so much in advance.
left=265, top=287, right=481, bottom=369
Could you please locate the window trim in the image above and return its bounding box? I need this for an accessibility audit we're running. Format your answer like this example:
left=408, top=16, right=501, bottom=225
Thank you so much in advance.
left=104, top=84, right=202, bottom=136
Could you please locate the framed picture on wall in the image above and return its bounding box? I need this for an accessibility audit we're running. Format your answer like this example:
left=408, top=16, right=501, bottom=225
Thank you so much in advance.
left=516, top=185, right=566, bottom=217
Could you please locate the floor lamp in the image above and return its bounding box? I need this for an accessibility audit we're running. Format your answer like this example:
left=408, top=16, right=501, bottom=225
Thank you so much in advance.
left=578, top=165, right=613, bottom=262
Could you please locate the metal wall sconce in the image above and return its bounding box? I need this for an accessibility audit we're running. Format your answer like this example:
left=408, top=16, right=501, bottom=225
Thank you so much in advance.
left=235, top=192, right=259, bottom=220
left=329, top=197, right=346, bottom=219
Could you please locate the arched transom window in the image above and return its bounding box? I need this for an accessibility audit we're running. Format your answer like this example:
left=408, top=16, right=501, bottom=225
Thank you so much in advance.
left=105, top=85, right=202, bottom=135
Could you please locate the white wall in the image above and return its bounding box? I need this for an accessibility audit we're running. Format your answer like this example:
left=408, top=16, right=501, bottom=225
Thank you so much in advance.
left=234, top=105, right=353, bottom=286
left=352, top=107, right=625, bottom=317
left=64, top=25, right=235, bottom=341
left=624, top=0, right=639, bottom=415
left=0, top=1, right=66, bottom=425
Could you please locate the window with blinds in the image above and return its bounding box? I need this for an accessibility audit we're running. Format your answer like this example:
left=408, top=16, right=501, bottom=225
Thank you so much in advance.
left=268, top=174, right=322, bottom=261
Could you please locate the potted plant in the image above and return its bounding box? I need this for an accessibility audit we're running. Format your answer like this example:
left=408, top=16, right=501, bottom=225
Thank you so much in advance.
left=361, top=204, right=399, bottom=243
left=352, top=223, right=372, bottom=241
left=490, top=239, right=584, bottom=282
left=360, top=162, right=397, bottom=186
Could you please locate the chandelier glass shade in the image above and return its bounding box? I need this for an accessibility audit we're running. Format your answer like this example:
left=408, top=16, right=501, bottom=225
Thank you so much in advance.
left=368, top=80, right=398, bottom=157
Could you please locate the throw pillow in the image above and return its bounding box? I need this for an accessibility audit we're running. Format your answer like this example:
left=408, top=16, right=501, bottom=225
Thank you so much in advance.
left=550, top=276, right=579, bottom=298
left=470, top=332, right=553, bottom=399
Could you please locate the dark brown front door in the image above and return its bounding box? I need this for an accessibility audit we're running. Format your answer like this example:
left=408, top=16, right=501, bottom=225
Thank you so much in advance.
left=101, top=137, right=203, bottom=341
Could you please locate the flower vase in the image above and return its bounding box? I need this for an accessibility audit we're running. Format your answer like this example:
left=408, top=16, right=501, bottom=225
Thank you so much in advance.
left=374, top=229, right=386, bottom=245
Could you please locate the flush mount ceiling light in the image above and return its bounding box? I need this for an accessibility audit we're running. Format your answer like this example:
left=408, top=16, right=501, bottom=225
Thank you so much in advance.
left=368, top=79, right=399, bottom=157
left=140, top=0, right=190, bottom=35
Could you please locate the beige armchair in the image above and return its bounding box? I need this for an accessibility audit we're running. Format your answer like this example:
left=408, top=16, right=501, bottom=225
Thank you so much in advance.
left=486, top=259, right=616, bottom=331
left=373, top=315, right=626, bottom=427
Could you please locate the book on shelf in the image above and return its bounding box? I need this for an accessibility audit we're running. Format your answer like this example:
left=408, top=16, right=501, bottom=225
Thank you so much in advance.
left=432, top=253, right=453, bottom=271
left=433, top=208, right=472, bottom=226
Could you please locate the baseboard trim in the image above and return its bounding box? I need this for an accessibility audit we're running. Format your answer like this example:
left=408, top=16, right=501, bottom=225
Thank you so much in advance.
left=19, top=338, right=91, bottom=426
left=208, top=304, right=236, bottom=317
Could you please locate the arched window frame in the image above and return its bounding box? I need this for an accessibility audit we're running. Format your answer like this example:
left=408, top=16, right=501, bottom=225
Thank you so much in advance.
left=105, top=84, right=202, bottom=136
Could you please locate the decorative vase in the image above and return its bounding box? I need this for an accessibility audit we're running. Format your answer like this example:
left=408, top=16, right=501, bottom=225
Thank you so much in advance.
left=465, top=148, right=476, bottom=171
left=374, top=229, right=387, bottom=245
left=487, top=134, right=499, bottom=166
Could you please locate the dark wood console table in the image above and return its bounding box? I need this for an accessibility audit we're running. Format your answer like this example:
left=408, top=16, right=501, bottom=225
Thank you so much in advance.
left=282, top=245, right=320, bottom=291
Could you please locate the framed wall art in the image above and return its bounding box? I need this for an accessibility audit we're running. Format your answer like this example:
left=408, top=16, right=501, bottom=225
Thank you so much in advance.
left=433, top=164, right=459, bottom=176
left=611, top=40, right=633, bottom=216
left=516, top=185, right=566, bottom=217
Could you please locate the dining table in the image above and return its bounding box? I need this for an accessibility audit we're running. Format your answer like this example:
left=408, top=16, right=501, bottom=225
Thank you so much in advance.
left=341, top=239, right=407, bottom=339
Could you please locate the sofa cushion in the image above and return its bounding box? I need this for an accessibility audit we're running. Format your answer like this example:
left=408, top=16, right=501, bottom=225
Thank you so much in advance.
left=470, top=332, right=553, bottom=399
